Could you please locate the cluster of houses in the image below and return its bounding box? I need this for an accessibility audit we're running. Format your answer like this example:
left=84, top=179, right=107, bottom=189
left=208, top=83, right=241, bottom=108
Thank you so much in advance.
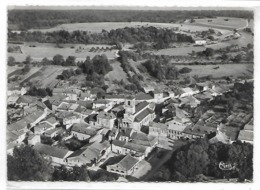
left=7, top=78, right=253, bottom=177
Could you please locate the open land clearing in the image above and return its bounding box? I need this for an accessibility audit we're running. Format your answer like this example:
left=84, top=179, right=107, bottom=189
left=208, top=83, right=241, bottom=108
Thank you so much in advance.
left=192, top=17, right=248, bottom=30
left=176, top=64, right=253, bottom=78
left=8, top=42, right=117, bottom=62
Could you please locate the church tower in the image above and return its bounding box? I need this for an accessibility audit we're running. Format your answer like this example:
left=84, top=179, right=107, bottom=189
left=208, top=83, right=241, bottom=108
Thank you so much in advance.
left=124, top=96, right=136, bottom=114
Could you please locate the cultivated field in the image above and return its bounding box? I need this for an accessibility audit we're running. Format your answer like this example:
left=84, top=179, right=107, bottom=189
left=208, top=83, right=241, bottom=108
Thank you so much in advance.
left=8, top=42, right=118, bottom=62
left=176, top=64, right=253, bottom=78
left=192, top=17, right=248, bottom=30
left=29, top=66, right=68, bottom=88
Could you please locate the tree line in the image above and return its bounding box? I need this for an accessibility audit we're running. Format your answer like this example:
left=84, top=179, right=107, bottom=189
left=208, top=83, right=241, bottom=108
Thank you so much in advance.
left=8, top=27, right=194, bottom=49
left=8, top=9, right=253, bottom=30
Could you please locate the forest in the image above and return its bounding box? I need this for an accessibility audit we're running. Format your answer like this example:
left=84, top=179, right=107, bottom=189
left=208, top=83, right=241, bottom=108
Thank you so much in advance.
left=165, top=139, right=253, bottom=182
left=8, top=9, right=253, bottom=30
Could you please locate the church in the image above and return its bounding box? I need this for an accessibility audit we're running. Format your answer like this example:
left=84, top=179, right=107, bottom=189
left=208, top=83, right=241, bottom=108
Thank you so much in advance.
left=122, top=96, right=156, bottom=131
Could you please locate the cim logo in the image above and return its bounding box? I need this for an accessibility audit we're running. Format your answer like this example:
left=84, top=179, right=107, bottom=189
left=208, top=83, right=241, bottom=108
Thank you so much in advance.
left=217, top=161, right=237, bottom=171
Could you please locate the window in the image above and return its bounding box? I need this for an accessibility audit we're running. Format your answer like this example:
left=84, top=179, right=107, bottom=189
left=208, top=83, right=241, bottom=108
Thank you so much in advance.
left=128, top=101, right=131, bottom=106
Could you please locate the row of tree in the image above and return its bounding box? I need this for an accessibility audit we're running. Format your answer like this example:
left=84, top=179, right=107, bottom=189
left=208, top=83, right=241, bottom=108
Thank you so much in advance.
left=8, top=27, right=194, bottom=48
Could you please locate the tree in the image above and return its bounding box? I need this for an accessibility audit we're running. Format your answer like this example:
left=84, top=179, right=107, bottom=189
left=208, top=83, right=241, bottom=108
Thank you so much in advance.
left=233, top=54, right=242, bottom=63
left=53, top=54, right=64, bottom=65
left=8, top=56, right=16, bottom=66
left=204, top=48, right=214, bottom=57
left=65, top=56, right=76, bottom=66
left=52, top=165, right=90, bottom=181
left=24, top=55, right=32, bottom=64
left=7, top=145, right=53, bottom=181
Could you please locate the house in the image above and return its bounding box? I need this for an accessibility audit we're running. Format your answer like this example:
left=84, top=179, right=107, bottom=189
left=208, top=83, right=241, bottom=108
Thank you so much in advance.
left=80, top=91, right=96, bottom=101
left=44, top=128, right=62, bottom=138
left=34, top=143, right=73, bottom=165
left=122, top=97, right=156, bottom=131
left=182, top=120, right=217, bottom=140
left=135, top=92, right=154, bottom=103
left=28, top=134, right=41, bottom=146
left=179, top=96, right=200, bottom=108
left=67, top=140, right=111, bottom=166
left=237, top=130, right=253, bottom=144
left=7, top=84, right=27, bottom=96
left=130, top=132, right=158, bottom=149
left=195, top=82, right=214, bottom=92
left=96, top=111, right=116, bottom=129
left=108, top=127, right=120, bottom=141
left=93, top=99, right=111, bottom=109
left=52, top=88, right=80, bottom=101
left=195, top=39, right=207, bottom=46
left=150, top=90, right=164, bottom=103
left=142, top=85, right=154, bottom=93
left=180, top=87, right=196, bottom=98
left=7, top=130, right=26, bottom=144
left=7, top=95, right=19, bottom=105
left=105, top=94, right=126, bottom=105
left=111, top=140, right=149, bottom=160
left=58, top=112, right=81, bottom=129
left=237, top=118, right=253, bottom=144
left=8, top=110, right=47, bottom=135
left=16, top=95, right=38, bottom=107
left=166, top=120, right=186, bottom=139
left=106, top=154, right=140, bottom=176
left=149, top=122, right=168, bottom=137
left=48, top=99, right=62, bottom=111
left=40, top=116, right=59, bottom=128
left=70, top=123, right=97, bottom=140
left=34, top=122, right=55, bottom=135
left=117, top=127, right=135, bottom=141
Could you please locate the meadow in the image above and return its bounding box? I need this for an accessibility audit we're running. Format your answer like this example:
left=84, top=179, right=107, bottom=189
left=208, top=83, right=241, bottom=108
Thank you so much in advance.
left=192, top=17, right=248, bottom=30
left=176, top=63, right=253, bottom=78
left=8, top=42, right=117, bottom=62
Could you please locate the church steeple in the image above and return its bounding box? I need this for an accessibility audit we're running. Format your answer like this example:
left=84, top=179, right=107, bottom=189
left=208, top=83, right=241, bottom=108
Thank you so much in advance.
left=124, top=96, right=135, bottom=114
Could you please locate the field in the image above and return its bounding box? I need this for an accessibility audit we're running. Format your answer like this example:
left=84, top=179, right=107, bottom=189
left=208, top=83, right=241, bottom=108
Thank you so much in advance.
left=26, top=66, right=68, bottom=88
left=105, top=61, right=129, bottom=83
left=8, top=42, right=118, bottom=62
left=28, top=21, right=231, bottom=35
left=8, top=65, right=70, bottom=88
left=192, top=17, right=248, bottom=30
left=176, top=64, right=253, bottom=78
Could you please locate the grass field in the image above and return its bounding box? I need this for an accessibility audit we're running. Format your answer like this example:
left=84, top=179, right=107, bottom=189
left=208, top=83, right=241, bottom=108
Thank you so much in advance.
left=176, top=64, right=253, bottom=78
left=8, top=42, right=117, bottom=62
left=105, top=61, right=129, bottom=82
left=192, top=17, right=248, bottom=30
